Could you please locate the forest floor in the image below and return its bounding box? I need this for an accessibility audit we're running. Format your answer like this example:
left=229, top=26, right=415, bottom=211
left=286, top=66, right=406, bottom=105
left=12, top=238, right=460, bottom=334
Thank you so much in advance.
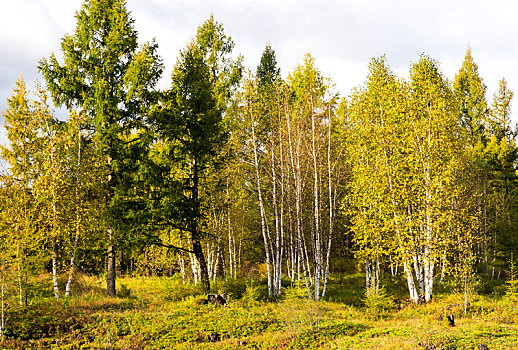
left=1, top=273, right=517, bottom=349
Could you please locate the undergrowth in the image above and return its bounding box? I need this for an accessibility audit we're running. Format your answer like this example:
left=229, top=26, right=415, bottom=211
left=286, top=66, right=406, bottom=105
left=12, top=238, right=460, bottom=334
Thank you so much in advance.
left=0, top=274, right=516, bottom=349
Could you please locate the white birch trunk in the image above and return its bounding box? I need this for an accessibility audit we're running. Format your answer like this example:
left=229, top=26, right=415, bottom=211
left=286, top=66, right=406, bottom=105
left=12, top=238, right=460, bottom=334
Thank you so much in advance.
left=0, top=271, right=5, bottom=337
left=403, top=262, right=419, bottom=302
left=286, top=106, right=310, bottom=294
left=276, top=131, right=285, bottom=296
left=52, top=238, right=60, bottom=299
left=238, top=235, right=242, bottom=276
left=226, top=181, right=233, bottom=280
left=46, top=119, right=60, bottom=299
left=213, top=250, right=219, bottom=282
left=189, top=238, right=199, bottom=285
left=271, top=134, right=282, bottom=297
left=413, top=254, right=424, bottom=295
left=17, top=244, right=23, bottom=306
left=251, top=105, right=273, bottom=299
left=178, top=255, right=187, bottom=284
left=66, top=123, right=82, bottom=297
left=311, top=104, right=321, bottom=300
left=322, top=103, right=335, bottom=299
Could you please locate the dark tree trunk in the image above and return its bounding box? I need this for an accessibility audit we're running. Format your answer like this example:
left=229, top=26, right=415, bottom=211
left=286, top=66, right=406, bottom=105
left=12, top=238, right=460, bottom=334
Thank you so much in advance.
left=193, top=238, right=210, bottom=293
left=192, top=160, right=210, bottom=294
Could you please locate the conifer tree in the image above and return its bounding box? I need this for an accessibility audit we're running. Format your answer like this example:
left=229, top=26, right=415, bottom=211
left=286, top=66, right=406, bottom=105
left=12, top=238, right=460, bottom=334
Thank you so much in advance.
left=454, top=48, right=488, bottom=148
left=485, top=79, right=518, bottom=268
left=151, top=16, right=241, bottom=294
left=39, top=0, right=163, bottom=296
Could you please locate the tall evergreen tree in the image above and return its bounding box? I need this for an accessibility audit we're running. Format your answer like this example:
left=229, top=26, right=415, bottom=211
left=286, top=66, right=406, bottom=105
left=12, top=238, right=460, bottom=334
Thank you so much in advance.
left=454, top=48, right=488, bottom=148
left=453, top=48, right=492, bottom=275
left=38, top=0, right=163, bottom=296
left=485, top=79, right=518, bottom=267
left=151, top=16, right=241, bottom=294
left=257, top=44, right=281, bottom=89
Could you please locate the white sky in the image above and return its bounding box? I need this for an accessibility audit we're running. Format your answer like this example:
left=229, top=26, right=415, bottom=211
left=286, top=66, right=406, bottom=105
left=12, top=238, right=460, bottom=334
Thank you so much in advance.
left=1, top=0, right=518, bottom=146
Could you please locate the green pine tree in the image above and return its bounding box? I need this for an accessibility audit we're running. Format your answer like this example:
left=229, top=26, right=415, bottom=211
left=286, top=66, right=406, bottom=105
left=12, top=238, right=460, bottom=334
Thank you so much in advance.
left=39, top=0, right=163, bottom=296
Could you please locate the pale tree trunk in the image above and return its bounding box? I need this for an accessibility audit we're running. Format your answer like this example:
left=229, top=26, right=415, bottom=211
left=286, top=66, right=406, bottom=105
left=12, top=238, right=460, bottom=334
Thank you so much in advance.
left=221, top=246, right=227, bottom=283
left=238, top=234, right=242, bottom=276
left=322, top=108, right=335, bottom=298
left=17, top=244, right=23, bottom=306
left=251, top=108, right=273, bottom=298
left=413, top=254, right=424, bottom=296
left=46, top=120, right=60, bottom=299
left=423, top=256, right=434, bottom=302
left=208, top=200, right=219, bottom=281
left=51, top=238, right=60, bottom=299
left=51, top=195, right=59, bottom=299
left=276, top=127, right=286, bottom=296
left=483, top=182, right=488, bottom=275
left=423, top=248, right=434, bottom=302
left=423, top=138, right=434, bottom=302
left=271, top=137, right=281, bottom=297
left=106, top=154, right=116, bottom=297
left=294, top=114, right=311, bottom=292
left=389, top=255, right=399, bottom=276
left=178, top=255, right=187, bottom=283
left=379, top=113, right=419, bottom=302
left=270, top=118, right=285, bottom=297
left=215, top=218, right=226, bottom=283
left=226, top=181, right=234, bottom=279
left=207, top=243, right=213, bottom=280
left=311, top=104, right=321, bottom=300
left=66, top=123, right=82, bottom=297
left=206, top=241, right=214, bottom=280
left=301, top=225, right=313, bottom=288
left=404, top=261, right=419, bottom=302
left=213, top=249, right=219, bottom=282
left=286, top=105, right=309, bottom=293
left=106, top=225, right=116, bottom=297
left=439, top=253, right=446, bottom=285
left=189, top=244, right=200, bottom=285
left=287, top=200, right=296, bottom=282
left=0, top=268, right=5, bottom=337
left=365, top=258, right=380, bottom=296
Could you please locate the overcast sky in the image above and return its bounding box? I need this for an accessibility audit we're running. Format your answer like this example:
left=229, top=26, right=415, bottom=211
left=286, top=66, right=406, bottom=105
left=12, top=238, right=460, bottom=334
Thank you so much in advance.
left=1, top=0, right=518, bottom=145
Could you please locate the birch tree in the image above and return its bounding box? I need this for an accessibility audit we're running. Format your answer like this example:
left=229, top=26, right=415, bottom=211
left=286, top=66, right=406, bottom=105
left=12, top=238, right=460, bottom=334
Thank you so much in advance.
left=347, top=56, right=472, bottom=303
left=285, top=54, right=343, bottom=300
left=0, top=77, right=46, bottom=306
left=406, top=55, right=465, bottom=302
left=346, top=57, right=407, bottom=297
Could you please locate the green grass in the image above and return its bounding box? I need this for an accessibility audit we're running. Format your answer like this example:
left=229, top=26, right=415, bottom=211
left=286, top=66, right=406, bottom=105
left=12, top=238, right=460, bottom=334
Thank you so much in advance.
left=0, top=274, right=517, bottom=349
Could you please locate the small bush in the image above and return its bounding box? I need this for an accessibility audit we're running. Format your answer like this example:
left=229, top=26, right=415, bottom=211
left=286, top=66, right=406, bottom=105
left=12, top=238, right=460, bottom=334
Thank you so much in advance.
left=214, top=278, right=247, bottom=299
left=117, top=283, right=132, bottom=298
left=242, top=280, right=260, bottom=305
left=284, top=281, right=310, bottom=300
left=506, top=253, right=518, bottom=300
left=363, top=286, right=393, bottom=314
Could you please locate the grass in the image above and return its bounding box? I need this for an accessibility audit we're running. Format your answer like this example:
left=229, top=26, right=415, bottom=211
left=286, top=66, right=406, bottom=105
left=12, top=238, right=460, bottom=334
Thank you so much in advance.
left=0, top=273, right=517, bottom=349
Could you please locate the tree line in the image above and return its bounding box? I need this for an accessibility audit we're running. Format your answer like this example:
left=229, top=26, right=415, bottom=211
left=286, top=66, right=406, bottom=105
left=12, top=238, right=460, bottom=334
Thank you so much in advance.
left=0, top=0, right=517, bottom=314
